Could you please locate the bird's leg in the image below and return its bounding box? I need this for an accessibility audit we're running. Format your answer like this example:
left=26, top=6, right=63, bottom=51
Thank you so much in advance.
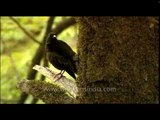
left=54, top=70, right=63, bottom=78
left=54, top=70, right=65, bottom=82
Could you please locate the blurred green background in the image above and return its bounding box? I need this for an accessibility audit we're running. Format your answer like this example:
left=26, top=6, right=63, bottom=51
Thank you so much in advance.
left=0, top=16, right=78, bottom=104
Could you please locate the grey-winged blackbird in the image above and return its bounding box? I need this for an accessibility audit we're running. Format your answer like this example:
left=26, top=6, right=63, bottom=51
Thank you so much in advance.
left=45, top=33, right=77, bottom=80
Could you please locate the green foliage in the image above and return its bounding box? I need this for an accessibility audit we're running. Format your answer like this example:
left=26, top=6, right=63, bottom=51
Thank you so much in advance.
left=1, top=17, right=47, bottom=41
left=1, top=16, right=77, bottom=104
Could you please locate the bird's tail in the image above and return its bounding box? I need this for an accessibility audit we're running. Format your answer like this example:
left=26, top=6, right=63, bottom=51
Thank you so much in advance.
left=66, top=69, right=76, bottom=79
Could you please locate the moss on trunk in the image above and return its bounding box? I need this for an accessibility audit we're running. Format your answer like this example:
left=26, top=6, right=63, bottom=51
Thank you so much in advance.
left=76, top=17, right=159, bottom=103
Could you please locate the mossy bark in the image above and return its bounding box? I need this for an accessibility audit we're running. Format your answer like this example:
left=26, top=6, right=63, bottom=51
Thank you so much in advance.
left=76, top=17, right=159, bottom=103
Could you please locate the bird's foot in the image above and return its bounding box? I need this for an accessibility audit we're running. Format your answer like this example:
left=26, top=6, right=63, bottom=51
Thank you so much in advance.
left=54, top=74, right=64, bottom=82
left=54, top=73, right=61, bottom=78
left=53, top=70, right=65, bottom=81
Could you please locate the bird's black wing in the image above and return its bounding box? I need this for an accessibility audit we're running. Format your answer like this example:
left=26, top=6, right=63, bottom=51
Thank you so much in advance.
left=56, top=40, right=76, bottom=59
left=55, top=55, right=76, bottom=79
left=46, top=40, right=77, bottom=74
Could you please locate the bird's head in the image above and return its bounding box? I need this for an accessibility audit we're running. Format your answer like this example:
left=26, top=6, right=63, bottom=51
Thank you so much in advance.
left=46, top=32, right=57, bottom=44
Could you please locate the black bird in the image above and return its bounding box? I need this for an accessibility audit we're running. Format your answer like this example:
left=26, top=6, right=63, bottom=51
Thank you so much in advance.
left=45, top=33, right=77, bottom=80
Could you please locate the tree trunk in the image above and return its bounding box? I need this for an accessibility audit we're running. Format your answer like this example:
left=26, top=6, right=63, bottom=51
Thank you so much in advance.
left=76, top=17, right=159, bottom=103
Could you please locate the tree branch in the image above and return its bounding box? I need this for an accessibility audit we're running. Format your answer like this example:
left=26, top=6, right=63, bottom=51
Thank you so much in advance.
left=18, top=17, right=55, bottom=104
left=17, top=79, right=76, bottom=104
left=18, top=17, right=77, bottom=104
left=52, top=17, right=76, bottom=34
left=9, top=17, right=41, bottom=45
left=33, top=65, right=78, bottom=97
left=31, top=57, right=49, bottom=104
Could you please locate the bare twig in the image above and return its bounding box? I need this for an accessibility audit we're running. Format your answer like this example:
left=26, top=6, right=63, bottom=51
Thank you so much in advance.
left=33, top=65, right=78, bottom=97
left=40, top=55, right=49, bottom=81
left=31, top=57, right=49, bottom=104
left=52, top=17, right=76, bottom=34
left=9, top=17, right=41, bottom=45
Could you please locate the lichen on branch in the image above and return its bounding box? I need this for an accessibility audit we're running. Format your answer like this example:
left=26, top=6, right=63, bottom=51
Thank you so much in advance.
left=33, top=65, right=78, bottom=97
left=17, top=65, right=78, bottom=104
left=17, top=79, right=76, bottom=104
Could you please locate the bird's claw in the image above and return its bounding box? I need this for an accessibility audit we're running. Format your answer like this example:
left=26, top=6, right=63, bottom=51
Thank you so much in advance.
left=54, top=74, right=64, bottom=82
left=54, top=73, right=62, bottom=78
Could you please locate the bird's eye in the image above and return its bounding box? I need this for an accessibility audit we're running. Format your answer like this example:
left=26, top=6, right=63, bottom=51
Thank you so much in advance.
left=53, top=35, right=56, bottom=38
